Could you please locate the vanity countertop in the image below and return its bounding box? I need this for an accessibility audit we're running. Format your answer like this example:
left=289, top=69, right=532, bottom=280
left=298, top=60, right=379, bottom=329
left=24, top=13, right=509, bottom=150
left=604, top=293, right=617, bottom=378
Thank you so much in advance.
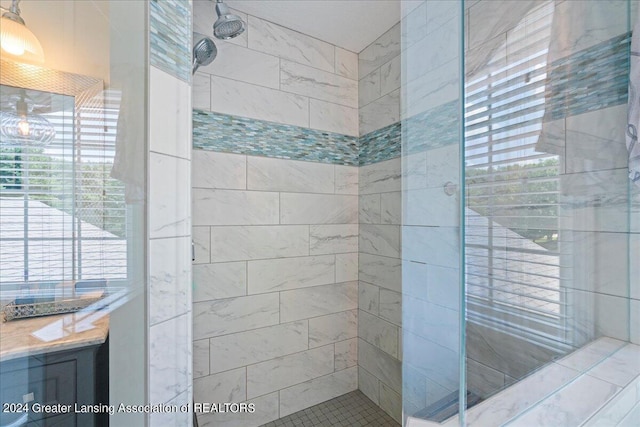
left=0, top=310, right=109, bottom=362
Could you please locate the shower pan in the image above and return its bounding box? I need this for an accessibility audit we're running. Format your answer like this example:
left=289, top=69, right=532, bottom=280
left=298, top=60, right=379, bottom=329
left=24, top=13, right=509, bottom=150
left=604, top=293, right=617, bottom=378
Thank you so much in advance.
left=401, top=0, right=639, bottom=425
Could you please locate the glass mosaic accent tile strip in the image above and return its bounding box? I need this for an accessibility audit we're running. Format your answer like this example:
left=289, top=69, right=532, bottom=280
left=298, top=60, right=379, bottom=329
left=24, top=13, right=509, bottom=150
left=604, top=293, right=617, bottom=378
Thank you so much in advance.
left=193, top=110, right=360, bottom=166
left=192, top=33, right=628, bottom=166
left=544, top=33, right=630, bottom=121
left=150, top=0, right=192, bottom=83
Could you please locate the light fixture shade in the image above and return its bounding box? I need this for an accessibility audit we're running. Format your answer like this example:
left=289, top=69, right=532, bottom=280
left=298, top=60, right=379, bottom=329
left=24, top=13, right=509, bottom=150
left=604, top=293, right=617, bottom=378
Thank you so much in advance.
left=0, top=110, right=56, bottom=147
left=0, top=16, right=44, bottom=64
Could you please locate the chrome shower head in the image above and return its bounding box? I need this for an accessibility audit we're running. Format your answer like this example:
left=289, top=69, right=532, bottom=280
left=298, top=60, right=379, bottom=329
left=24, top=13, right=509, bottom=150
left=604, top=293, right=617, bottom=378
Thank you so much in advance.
left=192, top=35, right=217, bottom=74
left=213, top=0, right=245, bottom=40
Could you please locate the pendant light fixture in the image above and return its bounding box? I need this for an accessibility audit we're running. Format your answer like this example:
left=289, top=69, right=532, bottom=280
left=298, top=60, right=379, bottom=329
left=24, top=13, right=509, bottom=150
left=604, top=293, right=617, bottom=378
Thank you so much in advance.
left=0, top=0, right=45, bottom=64
left=0, top=91, right=56, bottom=147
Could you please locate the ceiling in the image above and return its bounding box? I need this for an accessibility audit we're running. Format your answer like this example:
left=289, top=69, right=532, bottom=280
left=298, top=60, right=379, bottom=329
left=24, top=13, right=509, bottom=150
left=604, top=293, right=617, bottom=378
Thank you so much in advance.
left=226, top=0, right=418, bottom=53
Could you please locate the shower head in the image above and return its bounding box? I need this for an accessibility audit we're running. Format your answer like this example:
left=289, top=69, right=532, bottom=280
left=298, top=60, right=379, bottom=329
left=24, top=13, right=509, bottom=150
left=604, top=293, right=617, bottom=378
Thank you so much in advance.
left=192, top=35, right=217, bottom=74
left=213, top=0, right=245, bottom=40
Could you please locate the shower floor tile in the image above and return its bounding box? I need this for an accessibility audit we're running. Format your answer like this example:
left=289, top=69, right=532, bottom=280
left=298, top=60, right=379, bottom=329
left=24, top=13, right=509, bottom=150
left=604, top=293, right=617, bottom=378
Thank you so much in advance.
left=260, top=390, right=400, bottom=427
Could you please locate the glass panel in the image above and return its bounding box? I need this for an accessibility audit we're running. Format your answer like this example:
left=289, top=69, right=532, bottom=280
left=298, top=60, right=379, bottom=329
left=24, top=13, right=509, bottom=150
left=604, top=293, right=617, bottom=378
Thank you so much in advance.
left=401, top=1, right=465, bottom=424
left=0, top=1, right=147, bottom=426
left=464, top=0, right=634, bottom=411
left=403, top=0, right=636, bottom=425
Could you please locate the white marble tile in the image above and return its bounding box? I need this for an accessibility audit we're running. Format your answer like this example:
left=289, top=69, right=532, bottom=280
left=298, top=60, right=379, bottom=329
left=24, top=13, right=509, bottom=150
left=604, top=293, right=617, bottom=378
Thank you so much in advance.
left=194, top=2, right=247, bottom=47
left=632, top=299, right=640, bottom=345
left=192, top=150, right=246, bottom=190
left=280, top=193, right=358, bottom=224
left=467, top=358, right=505, bottom=398
left=149, top=237, right=191, bottom=325
left=193, top=294, right=279, bottom=340
left=359, top=89, right=400, bottom=135
left=402, top=151, right=428, bottom=191
left=192, top=189, right=279, bottom=226
left=402, top=1, right=427, bottom=48
left=246, top=345, right=334, bottom=399
left=549, top=0, right=628, bottom=61
left=359, top=224, right=401, bottom=258
left=380, top=192, right=401, bottom=225
left=567, top=231, right=630, bottom=298
left=210, top=76, right=309, bottom=128
left=335, top=47, right=358, bottom=80
left=405, top=16, right=459, bottom=84
left=405, top=187, right=459, bottom=227
left=427, top=0, right=461, bottom=34
left=150, top=67, right=191, bottom=160
left=465, top=362, right=581, bottom=426
left=359, top=281, right=380, bottom=315
left=380, top=55, right=401, bottom=96
left=247, top=156, right=334, bottom=194
left=210, top=225, right=309, bottom=262
left=559, top=167, right=631, bottom=233
left=209, top=321, right=308, bottom=374
left=358, top=366, right=380, bottom=404
left=150, top=387, right=191, bottom=427
left=556, top=337, right=627, bottom=373
left=359, top=158, right=402, bottom=195
left=334, top=165, right=359, bottom=195
left=149, top=313, right=191, bottom=405
left=192, top=226, right=211, bottom=265
left=359, top=253, right=402, bottom=293
left=279, top=367, right=358, bottom=417
left=380, top=382, right=402, bottom=424
left=281, top=60, right=358, bottom=108
left=358, top=338, right=402, bottom=392
left=309, top=99, right=359, bottom=136
left=379, top=289, right=402, bottom=327
left=569, top=290, right=629, bottom=343
left=403, top=226, right=459, bottom=268
left=335, top=338, right=358, bottom=371
left=359, top=194, right=382, bottom=224
left=426, top=144, right=460, bottom=188
left=403, top=363, right=428, bottom=410
left=359, top=23, right=401, bottom=79
left=309, top=225, right=358, bottom=255
left=247, top=255, right=335, bottom=294
left=197, top=392, right=279, bottom=427
left=280, top=282, right=358, bottom=323
left=565, top=105, right=628, bottom=174
left=335, top=252, right=359, bottom=282
left=248, top=15, right=335, bottom=72
left=588, top=343, right=640, bottom=387
left=193, top=261, right=247, bottom=302
left=198, top=41, right=280, bottom=89
left=308, top=310, right=357, bottom=348
left=585, top=378, right=640, bottom=427
left=193, top=339, right=210, bottom=379
left=194, top=368, right=246, bottom=404
left=359, top=69, right=381, bottom=107
left=359, top=310, right=399, bottom=358
left=506, top=374, right=620, bottom=427
left=193, top=72, right=211, bottom=111
left=149, top=153, right=190, bottom=238
left=404, top=58, right=459, bottom=119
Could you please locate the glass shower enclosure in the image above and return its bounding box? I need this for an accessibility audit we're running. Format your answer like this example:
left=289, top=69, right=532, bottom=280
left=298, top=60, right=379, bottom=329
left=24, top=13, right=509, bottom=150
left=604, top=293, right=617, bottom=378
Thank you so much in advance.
left=402, top=0, right=638, bottom=425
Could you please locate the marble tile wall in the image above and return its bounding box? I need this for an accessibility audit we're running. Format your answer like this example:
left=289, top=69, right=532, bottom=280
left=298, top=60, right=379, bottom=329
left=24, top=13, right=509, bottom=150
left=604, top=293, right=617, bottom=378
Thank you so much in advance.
left=358, top=157, right=403, bottom=424
left=358, top=23, right=401, bottom=137
left=192, top=149, right=359, bottom=427
left=193, top=1, right=358, bottom=138
left=148, top=62, right=193, bottom=427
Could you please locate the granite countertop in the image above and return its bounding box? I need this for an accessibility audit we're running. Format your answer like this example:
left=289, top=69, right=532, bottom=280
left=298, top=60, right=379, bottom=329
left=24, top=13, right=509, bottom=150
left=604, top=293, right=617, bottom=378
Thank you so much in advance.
left=0, top=309, right=109, bottom=362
